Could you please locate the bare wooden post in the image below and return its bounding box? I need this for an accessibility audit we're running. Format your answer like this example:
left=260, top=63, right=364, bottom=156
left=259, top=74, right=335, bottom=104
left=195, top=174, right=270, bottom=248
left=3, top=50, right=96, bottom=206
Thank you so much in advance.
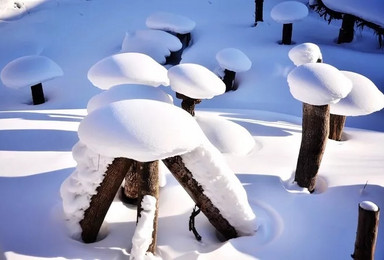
left=329, top=114, right=347, bottom=141
left=163, top=156, right=238, bottom=240
left=338, top=14, right=356, bottom=44
left=80, top=157, right=134, bottom=243
left=137, top=161, right=160, bottom=254
left=352, top=201, right=380, bottom=260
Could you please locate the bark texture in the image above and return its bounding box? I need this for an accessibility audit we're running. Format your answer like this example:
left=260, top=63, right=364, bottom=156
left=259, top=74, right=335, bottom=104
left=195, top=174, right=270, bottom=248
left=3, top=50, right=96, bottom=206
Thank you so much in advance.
left=31, top=83, right=45, bottom=105
left=295, top=103, right=330, bottom=193
left=223, top=69, right=236, bottom=92
left=80, top=157, right=134, bottom=243
left=338, top=14, right=356, bottom=44
left=122, top=160, right=140, bottom=204
left=176, top=92, right=201, bottom=116
left=329, top=114, right=346, bottom=141
left=282, top=23, right=293, bottom=45
left=163, top=156, right=238, bottom=240
left=137, top=161, right=160, bottom=254
left=254, top=0, right=264, bottom=25
left=352, top=204, right=380, bottom=260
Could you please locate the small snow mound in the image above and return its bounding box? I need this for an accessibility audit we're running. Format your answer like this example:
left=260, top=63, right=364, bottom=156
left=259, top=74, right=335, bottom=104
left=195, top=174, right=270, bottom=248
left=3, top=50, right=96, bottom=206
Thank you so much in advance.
left=216, top=48, right=252, bottom=72
left=271, top=1, right=308, bottom=24
left=146, top=12, right=196, bottom=34
left=288, top=43, right=322, bottom=66
left=360, top=201, right=379, bottom=212
left=1, top=55, right=63, bottom=89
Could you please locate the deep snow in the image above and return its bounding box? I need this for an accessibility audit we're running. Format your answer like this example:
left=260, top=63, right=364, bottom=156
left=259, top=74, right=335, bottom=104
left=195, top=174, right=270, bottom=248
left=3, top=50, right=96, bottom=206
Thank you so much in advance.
left=0, top=0, right=384, bottom=259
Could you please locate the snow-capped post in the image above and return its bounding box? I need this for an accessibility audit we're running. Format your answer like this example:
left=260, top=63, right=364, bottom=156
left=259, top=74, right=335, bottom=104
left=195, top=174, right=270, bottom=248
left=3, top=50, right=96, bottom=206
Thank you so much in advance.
left=254, top=0, right=264, bottom=26
left=329, top=71, right=384, bottom=141
left=215, top=48, right=252, bottom=92
left=146, top=12, right=196, bottom=64
left=288, top=42, right=323, bottom=66
left=352, top=201, right=380, bottom=260
left=0, top=55, right=63, bottom=105
left=338, top=14, right=356, bottom=44
left=270, top=1, right=308, bottom=45
left=287, top=63, right=352, bottom=192
left=168, top=63, right=225, bottom=116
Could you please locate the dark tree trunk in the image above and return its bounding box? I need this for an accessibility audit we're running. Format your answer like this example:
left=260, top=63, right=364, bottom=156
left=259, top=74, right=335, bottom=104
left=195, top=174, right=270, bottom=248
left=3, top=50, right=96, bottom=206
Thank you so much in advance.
left=329, top=114, right=346, bottom=141
left=223, top=69, right=237, bottom=92
left=352, top=203, right=380, bottom=260
left=31, top=83, right=45, bottom=105
left=282, top=23, right=293, bottom=45
left=254, top=0, right=264, bottom=25
left=176, top=92, right=201, bottom=116
left=165, top=32, right=191, bottom=65
left=163, top=156, right=238, bottom=240
left=137, top=161, right=160, bottom=254
left=295, top=103, right=330, bottom=193
left=338, top=14, right=356, bottom=44
left=121, top=160, right=140, bottom=205
left=80, top=157, right=134, bottom=243
left=176, top=32, right=191, bottom=50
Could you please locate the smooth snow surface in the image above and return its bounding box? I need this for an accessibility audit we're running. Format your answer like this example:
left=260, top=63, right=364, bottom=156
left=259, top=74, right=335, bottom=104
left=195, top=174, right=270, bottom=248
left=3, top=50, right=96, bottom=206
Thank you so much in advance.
left=330, top=71, right=384, bottom=116
left=195, top=114, right=255, bottom=155
left=181, top=142, right=256, bottom=236
left=78, top=99, right=205, bottom=162
left=270, top=1, right=308, bottom=24
left=168, top=63, right=225, bottom=99
left=288, top=42, right=322, bottom=66
left=88, top=53, right=170, bottom=89
left=322, top=0, right=384, bottom=27
left=216, top=48, right=252, bottom=72
left=121, top=30, right=182, bottom=64
left=1, top=55, right=63, bottom=89
left=287, top=63, right=352, bottom=105
left=86, top=84, right=173, bottom=113
left=146, top=12, right=196, bottom=34
left=359, top=201, right=379, bottom=212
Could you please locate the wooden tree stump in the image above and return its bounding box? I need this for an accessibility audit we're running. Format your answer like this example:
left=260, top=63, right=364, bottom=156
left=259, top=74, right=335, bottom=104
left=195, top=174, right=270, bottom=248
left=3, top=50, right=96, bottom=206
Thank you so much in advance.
left=352, top=201, right=380, bottom=260
left=338, top=14, right=356, bottom=44
left=254, top=0, right=264, bottom=25
left=80, top=157, right=134, bottom=243
left=282, top=23, right=293, bottom=45
left=176, top=92, right=201, bottom=116
left=163, top=156, right=238, bottom=240
left=329, top=114, right=346, bottom=141
left=122, top=160, right=140, bottom=204
left=31, top=83, right=45, bottom=105
left=223, top=69, right=236, bottom=92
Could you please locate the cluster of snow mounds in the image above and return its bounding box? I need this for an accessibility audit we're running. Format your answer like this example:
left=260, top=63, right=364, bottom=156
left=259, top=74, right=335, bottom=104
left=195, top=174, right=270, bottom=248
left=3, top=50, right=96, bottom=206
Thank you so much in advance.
left=130, top=195, right=158, bottom=260
left=60, top=141, right=114, bottom=239
left=181, top=142, right=256, bottom=236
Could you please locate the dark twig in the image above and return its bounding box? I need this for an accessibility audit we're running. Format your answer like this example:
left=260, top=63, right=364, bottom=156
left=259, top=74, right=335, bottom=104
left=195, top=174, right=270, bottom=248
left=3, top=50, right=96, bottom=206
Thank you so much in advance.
left=189, top=205, right=202, bottom=241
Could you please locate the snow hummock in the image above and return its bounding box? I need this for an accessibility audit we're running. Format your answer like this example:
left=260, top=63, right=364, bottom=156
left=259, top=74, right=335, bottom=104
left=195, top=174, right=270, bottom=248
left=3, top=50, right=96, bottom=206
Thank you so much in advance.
left=195, top=114, right=255, bottom=155
left=168, top=63, right=226, bottom=99
left=60, top=141, right=114, bottom=239
left=216, top=48, right=252, bottom=73
left=270, top=1, right=309, bottom=24
left=130, top=195, right=158, bottom=260
left=360, top=201, right=379, bottom=212
left=87, top=53, right=170, bottom=90
left=1, top=55, right=63, bottom=89
left=288, top=43, right=323, bottom=66
left=146, top=12, right=196, bottom=34
left=287, top=63, right=352, bottom=105
left=121, top=30, right=182, bottom=64
left=330, top=71, right=384, bottom=116
left=78, top=99, right=205, bottom=162
left=181, top=142, right=256, bottom=236
left=86, top=84, right=173, bottom=113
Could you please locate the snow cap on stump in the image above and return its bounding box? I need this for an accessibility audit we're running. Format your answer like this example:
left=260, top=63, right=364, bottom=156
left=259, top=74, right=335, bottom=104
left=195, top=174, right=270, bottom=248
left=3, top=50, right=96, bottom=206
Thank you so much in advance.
left=146, top=12, right=196, bottom=34
left=1, top=55, right=63, bottom=89
left=360, top=201, right=379, bottom=212
left=287, top=63, right=352, bottom=105
left=87, top=52, right=169, bottom=90
left=168, top=63, right=225, bottom=99
left=78, top=99, right=205, bottom=162
left=87, top=84, right=173, bottom=113
left=270, top=1, right=308, bottom=24
left=330, top=71, right=384, bottom=116
left=288, top=42, right=322, bottom=66
left=215, top=48, right=252, bottom=73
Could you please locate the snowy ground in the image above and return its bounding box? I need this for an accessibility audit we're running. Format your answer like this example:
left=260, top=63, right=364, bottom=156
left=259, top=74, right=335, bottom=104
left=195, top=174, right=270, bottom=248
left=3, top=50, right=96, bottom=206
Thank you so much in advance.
left=0, top=0, right=383, bottom=259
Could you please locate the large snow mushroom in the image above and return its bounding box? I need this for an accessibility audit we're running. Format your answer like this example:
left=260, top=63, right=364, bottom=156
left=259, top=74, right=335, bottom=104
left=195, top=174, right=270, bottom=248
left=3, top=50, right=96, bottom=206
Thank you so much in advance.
left=1, top=55, right=63, bottom=105
left=288, top=42, right=323, bottom=66
left=329, top=71, right=384, bottom=141
left=61, top=99, right=255, bottom=257
left=168, top=63, right=225, bottom=116
left=271, top=1, right=308, bottom=45
left=287, top=63, right=352, bottom=192
left=215, top=48, right=252, bottom=92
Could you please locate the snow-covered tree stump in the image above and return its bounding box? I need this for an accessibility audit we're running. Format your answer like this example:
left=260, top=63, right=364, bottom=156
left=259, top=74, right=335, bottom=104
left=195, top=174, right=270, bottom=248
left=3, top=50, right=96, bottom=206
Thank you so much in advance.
left=352, top=201, right=380, bottom=260
left=80, top=157, right=134, bottom=243
left=163, top=156, right=238, bottom=239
